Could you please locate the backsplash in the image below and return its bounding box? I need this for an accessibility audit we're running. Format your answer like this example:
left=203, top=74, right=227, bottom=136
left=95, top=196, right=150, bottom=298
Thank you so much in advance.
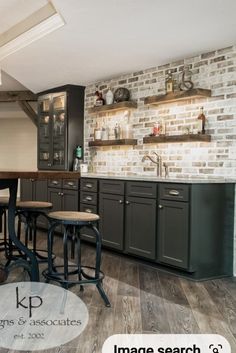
left=84, top=45, right=236, bottom=179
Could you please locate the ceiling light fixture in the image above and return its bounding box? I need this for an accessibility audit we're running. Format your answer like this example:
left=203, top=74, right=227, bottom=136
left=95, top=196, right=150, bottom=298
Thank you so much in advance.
left=0, top=2, right=65, bottom=61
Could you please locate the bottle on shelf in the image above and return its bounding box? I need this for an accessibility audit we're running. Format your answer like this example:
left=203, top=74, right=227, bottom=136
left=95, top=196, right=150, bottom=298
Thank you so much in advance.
left=73, top=145, right=83, bottom=171
left=121, top=110, right=133, bottom=139
left=197, top=107, right=206, bottom=134
left=165, top=70, right=174, bottom=93
left=114, top=123, right=121, bottom=139
left=101, top=119, right=109, bottom=140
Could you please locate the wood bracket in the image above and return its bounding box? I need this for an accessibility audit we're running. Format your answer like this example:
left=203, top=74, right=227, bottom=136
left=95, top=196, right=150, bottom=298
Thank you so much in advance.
left=17, top=101, right=38, bottom=126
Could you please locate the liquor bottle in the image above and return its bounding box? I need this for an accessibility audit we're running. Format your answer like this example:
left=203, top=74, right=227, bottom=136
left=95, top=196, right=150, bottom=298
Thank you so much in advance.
left=165, top=70, right=174, bottom=93
left=197, top=107, right=206, bottom=134
left=73, top=145, right=82, bottom=171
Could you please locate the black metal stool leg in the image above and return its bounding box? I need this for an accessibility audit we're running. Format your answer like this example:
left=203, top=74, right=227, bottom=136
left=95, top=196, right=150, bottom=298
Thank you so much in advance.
left=63, top=225, right=69, bottom=287
left=91, top=224, right=111, bottom=307
left=76, top=226, right=84, bottom=291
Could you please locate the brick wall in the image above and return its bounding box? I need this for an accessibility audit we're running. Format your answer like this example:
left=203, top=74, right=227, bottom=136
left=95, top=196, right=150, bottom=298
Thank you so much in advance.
left=84, top=45, right=236, bottom=273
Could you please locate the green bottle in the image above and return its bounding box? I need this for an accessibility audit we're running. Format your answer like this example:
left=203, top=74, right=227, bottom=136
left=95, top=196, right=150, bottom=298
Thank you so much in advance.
left=73, top=145, right=82, bottom=171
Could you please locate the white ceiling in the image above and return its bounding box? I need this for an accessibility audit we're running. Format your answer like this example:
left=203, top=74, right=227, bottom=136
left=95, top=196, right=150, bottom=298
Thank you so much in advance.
left=0, top=0, right=236, bottom=93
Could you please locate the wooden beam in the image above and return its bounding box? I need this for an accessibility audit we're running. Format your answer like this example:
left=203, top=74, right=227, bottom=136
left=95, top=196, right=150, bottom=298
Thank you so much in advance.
left=0, top=91, right=37, bottom=102
left=17, top=101, right=38, bottom=126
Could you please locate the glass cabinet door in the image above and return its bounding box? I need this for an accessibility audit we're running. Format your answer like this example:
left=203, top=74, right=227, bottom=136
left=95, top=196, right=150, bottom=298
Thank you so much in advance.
left=38, top=96, right=52, bottom=168
left=51, top=93, right=67, bottom=169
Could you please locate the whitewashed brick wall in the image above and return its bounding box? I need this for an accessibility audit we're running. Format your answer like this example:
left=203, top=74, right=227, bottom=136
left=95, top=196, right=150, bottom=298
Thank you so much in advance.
left=84, top=45, right=236, bottom=273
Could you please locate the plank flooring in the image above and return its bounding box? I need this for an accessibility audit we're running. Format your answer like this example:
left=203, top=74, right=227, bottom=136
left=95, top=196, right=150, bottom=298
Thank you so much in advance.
left=0, top=230, right=236, bottom=353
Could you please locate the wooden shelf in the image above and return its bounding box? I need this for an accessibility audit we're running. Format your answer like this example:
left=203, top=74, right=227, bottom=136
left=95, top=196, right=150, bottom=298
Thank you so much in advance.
left=88, top=138, right=137, bottom=147
left=88, top=101, right=137, bottom=115
left=143, top=134, right=211, bottom=144
left=144, top=88, right=211, bottom=106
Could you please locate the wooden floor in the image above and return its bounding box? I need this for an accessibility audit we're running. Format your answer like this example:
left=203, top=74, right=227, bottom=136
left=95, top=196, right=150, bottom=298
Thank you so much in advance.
left=1, top=230, right=236, bottom=353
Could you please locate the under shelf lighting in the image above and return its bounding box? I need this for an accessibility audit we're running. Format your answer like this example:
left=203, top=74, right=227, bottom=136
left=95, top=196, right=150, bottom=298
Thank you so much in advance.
left=0, top=2, right=65, bottom=61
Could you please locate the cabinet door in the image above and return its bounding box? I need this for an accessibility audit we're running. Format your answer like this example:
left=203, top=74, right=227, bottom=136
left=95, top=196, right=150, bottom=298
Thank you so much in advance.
left=99, top=193, right=124, bottom=250
left=34, top=180, right=49, bottom=229
left=51, top=93, right=67, bottom=170
left=20, top=179, right=33, bottom=201
left=125, top=196, right=156, bottom=260
left=38, top=96, right=52, bottom=169
left=158, top=200, right=189, bottom=269
left=62, top=189, right=78, bottom=211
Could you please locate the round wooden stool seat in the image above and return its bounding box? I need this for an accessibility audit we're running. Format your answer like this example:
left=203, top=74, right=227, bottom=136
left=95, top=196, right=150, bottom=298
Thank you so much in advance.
left=0, top=197, right=9, bottom=207
left=48, top=211, right=100, bottom=222
left=17, top=201, right=52, bottom=210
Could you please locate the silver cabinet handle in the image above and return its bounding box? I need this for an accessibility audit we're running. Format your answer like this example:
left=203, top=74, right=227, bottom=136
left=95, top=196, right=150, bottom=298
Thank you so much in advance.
left=52, top=180, right=59, bottom=185
left=67, top=182, right=74, bottom=186
left=125, top=201, right=130, bottom=205
left=85, top=196, right=92, bottom=201
left=85, top=183, right=92, bottom=188
left=85, top=208, right=92, bottom=213
left=158, top=204, right=163, bottom=209
left=169, top=190, right=180, bottom=196
left=61, top=192, right=64, bottom=196
left=48, top=163, right=52, bottom=167
left=119, top=200, right=123, bottom=204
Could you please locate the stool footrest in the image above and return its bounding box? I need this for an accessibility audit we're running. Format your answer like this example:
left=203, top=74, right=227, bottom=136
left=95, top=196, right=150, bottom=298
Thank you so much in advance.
left=43, top=265, right=105, bottom=285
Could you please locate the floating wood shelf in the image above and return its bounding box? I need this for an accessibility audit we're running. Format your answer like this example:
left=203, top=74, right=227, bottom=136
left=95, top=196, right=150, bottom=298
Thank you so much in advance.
left=88, top=101, right=137, bottom=115
left=144, top=88, right=211, bottom=106
left=88, top=138, right=138, bottom=147
left=143, top=134, right=211, bottom=144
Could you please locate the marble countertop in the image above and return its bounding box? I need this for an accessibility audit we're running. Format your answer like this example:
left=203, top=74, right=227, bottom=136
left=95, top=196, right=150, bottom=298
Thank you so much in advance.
left=80, top=173, right=236, bottom=184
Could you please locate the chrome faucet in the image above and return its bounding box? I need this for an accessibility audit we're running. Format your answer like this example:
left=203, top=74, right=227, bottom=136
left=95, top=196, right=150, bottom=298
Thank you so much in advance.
left=142, top=151, right=162, bottom=177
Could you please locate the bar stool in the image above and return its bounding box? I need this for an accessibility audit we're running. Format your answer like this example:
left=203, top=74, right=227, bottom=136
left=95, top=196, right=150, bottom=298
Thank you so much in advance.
left=16, top=201, right=53, bottom=262
left=43, top=211, right=111, bottom=307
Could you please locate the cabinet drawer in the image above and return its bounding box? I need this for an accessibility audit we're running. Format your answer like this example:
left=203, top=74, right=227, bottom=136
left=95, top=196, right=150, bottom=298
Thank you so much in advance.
left=63, top=179, right=78, bottom=190
left=159, top=184, right=189, bottom=202
left=80, top=203, right=98, bottom=214
left=80, top=178, right=98, bottom=192
left=48, top=179, right=62, bottom=188
left=126, top=182, right=157, bottom=198
left=99, top=180, right=125, bottom=195
left=80, top=191, right=97, bottom=205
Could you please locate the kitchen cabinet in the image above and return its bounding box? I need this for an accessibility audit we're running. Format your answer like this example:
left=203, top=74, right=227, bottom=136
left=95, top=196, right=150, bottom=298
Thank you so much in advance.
left=99, top=180, right=157, bottom=259
left=125, top=182, right=157, bottom=260
left=20, top=179, right=48, bottom=228
left=77, top=177, right=235, bottom=280
left=158, top=199, right=189, bottom=269
left=79, top=178, right=98, bottom=243
left=157, top=182, right=235, bottom=278
left=99, top=180, right=125, bottom=250
left=48, top=178, right=79, bottom=232
left=37, top=85, right=84, bottom=171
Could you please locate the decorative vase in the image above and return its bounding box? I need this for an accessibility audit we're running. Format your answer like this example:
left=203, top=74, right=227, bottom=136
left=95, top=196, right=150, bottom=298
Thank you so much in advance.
left=105, top=88, right=114, bottom=105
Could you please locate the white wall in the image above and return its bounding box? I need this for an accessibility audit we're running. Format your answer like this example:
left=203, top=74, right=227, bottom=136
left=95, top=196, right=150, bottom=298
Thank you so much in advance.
left=0, top=117, right=37, bottom=195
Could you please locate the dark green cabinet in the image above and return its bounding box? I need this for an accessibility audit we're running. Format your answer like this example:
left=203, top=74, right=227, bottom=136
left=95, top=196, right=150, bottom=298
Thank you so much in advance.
left=125, top=196, right=156, bottom=260
left=79, top=178, right=98, bottom=243
left=37, top=85, right=84, bottom=171
left=20, top=179, right=48, bottom=228
left=48, top=178, right=79, bottom=233
left=99, top=180, right=157, bottom=260
left=158, top=200, right=189, bottom=269
left=99, top=193, right=124, bottom=250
